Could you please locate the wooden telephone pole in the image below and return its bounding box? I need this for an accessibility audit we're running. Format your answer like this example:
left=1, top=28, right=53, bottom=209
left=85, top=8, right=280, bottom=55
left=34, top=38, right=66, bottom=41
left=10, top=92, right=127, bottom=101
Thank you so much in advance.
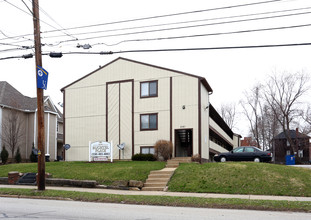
left=32, top=0, right=45, bottom=190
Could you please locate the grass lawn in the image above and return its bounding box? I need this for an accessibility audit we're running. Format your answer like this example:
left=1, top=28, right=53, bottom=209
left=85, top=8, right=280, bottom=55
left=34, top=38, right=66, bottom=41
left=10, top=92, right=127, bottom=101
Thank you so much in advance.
left=0, top=161, right=165, bottom=185
left=0, top=188, right=310, bottom=212
left=168, top=162, right=311, bottom=197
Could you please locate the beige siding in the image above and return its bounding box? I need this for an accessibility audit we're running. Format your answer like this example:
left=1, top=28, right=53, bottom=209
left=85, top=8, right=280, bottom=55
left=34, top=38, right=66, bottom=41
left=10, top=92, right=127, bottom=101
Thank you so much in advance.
left=134, top=77, right=170, bottom=153
left=107, top=83, right=120, bottom=159
left=120, top=82, right=132, bottom=159
left=210, top=141, right=229, bottom=153
left=65, top=115, right=106, bottom=161
left=200, top=83, right=210, bottom=160
left=172, top=75, right=198, bottom=156
left=68, top=59, right=179, bottom=90
left=64, top=58, right=212, bottom=161
left=210, top=118, right=233, bottom=146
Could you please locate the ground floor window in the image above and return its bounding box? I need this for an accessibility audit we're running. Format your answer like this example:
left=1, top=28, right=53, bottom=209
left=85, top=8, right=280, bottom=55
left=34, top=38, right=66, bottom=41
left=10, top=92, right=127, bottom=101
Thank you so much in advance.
left=140, top=146, right=155, bottom=154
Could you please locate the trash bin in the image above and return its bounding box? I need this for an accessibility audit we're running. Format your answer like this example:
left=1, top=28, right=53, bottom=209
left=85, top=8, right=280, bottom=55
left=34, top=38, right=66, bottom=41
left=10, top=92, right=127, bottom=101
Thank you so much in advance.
left=286, top=155, right=295, bottom=165
left=45, top=154, right=50, bottom=162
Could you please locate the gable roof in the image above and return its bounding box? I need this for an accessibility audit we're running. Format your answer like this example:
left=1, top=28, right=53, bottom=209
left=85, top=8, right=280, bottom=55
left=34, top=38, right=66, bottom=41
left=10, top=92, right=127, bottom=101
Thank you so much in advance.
left=0, top=81, right=59, bottom=115
left=273, top=130, right=310, bottom=140
left=61, top=57, right=213, bottom=93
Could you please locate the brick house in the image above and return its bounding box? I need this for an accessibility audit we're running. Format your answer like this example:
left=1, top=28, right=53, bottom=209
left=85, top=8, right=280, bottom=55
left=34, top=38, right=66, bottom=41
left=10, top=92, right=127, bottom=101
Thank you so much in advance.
left=272, top=129, right=310, bottom=164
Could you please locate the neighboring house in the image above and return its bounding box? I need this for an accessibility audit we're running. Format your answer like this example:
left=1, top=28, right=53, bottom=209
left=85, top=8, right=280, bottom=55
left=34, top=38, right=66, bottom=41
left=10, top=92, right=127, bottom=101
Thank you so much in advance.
left=0, top=81, right=63, bottom=161
left=61, top=57, right=240, bottom=162
left=272, top=129, right=310, bottom=164
left=241, top=137, right=260, bottom=148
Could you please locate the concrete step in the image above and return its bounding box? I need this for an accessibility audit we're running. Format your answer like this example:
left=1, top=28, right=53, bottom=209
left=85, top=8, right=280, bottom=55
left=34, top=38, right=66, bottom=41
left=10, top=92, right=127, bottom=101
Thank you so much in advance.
left=166, top=164, right=179, bottom=168
left=144, top=183, right=167, bottom=187
left=145, top=178, right=168, bottom=183
left=148, top=174, right=171, bottom=179
left=150, top=170, right=174, bottom=175
left=141, top=187, right=164, bottom=191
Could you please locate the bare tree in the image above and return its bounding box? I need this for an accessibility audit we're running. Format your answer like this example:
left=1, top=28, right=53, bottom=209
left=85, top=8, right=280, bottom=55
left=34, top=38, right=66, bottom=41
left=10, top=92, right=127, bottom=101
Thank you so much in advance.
left=1, top=109, right=24, bottom=158
left=241, top=83, right=281, bottom=151
left=264, top=71, right=310, bottom=155
left=241, top=83, right=263, bottom=148
left=219, top=102, right=237, bottom=130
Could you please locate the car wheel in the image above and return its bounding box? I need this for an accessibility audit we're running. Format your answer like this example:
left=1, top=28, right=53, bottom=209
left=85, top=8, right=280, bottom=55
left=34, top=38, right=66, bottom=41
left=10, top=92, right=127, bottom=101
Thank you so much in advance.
left=254, top=157, right=260, bottom=163
left=220, top=157, right=226, bottom=162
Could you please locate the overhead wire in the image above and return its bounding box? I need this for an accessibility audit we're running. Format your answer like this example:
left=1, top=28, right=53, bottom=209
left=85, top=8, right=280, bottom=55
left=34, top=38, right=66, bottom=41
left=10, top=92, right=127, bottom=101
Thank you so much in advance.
left=2, top=41, right=311, bottom=60
left=50, top=10, right=311, bottom=45
left=0, top=0, right=285, bottom=41
left=43, top=6, right=311, bottom=40
left=27, top=0, right=77, bottom=40
left=91, top=23, right=311, bottom=47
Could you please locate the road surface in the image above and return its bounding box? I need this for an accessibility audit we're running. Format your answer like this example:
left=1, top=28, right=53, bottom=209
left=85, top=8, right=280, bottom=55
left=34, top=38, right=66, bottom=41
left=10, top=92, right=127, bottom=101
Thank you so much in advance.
left=0, top=197, right=310, bottom=220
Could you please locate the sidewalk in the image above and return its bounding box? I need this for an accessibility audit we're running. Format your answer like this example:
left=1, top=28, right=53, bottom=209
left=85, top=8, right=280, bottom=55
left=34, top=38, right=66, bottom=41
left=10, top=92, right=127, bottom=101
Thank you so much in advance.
left=1, top=184, right=311, bottom=202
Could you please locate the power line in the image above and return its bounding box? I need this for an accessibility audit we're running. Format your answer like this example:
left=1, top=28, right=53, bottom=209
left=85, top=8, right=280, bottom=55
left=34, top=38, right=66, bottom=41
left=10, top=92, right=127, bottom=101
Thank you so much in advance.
left=28, top=0, right=77, bottom=40
left=41, top=0, right=285, bottom=34
left=0, top=0, right=285, bottom=41
left=91, top=23, right=311, bottom=47
left=50, top=10, right=311, bottom=45
left=43, top=6, right=311, bottom=40
left=2, top=41, right=310, bottom=60
left=3, top=0, right=76, bottom=41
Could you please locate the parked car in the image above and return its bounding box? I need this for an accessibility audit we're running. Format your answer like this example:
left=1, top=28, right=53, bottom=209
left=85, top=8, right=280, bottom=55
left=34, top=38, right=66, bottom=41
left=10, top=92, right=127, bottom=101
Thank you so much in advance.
left=214, top=146, right=272, bottom=162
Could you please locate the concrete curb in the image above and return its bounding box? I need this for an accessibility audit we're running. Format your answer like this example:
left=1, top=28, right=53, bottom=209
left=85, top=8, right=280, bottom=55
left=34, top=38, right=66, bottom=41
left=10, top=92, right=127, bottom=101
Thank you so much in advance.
left=1, top=184, right=311, bottom=202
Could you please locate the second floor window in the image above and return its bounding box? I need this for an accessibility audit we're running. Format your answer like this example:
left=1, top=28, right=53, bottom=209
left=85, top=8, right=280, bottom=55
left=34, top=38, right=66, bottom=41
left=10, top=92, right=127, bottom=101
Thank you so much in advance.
left=140, top=81, right=157, bottom=98
left=140, top=113, right=158, bottom=130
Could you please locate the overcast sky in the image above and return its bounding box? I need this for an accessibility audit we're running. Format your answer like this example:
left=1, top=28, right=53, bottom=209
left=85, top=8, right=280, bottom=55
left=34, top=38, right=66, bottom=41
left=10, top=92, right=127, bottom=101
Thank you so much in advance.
left=1, top=0, right=311, bottom=136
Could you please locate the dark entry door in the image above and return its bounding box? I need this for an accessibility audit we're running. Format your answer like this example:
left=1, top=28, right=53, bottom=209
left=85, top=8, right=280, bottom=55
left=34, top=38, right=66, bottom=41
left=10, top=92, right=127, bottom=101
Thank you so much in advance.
left=175, top=129, right=193, bottom=157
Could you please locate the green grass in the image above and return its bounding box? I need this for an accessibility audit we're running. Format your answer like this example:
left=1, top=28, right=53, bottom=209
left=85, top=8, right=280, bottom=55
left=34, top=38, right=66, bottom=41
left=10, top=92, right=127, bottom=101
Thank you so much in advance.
left=168, top=162, right=311, bottom=197
left=0, top=188, right=310, bottom=212
left=0, top=161, right=165, bottom=185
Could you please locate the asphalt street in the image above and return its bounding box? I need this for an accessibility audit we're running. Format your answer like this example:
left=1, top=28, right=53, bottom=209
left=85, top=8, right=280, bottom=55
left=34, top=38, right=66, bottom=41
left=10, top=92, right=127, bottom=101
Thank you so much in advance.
left=0, top=197, right=310, bottom=220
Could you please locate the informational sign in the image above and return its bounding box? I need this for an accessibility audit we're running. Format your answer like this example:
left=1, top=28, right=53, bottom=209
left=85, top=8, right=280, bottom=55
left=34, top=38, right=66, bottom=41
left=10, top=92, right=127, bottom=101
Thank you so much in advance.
left=37, top=65, right=49, bottom=90
left=89, top=140, right=113, bottom=162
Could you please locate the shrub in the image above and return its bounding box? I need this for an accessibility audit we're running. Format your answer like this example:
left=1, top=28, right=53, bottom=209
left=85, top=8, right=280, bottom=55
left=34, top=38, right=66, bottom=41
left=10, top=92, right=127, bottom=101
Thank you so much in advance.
left=154, top=140, right=173, bottom=161
left=191, top=154, right=201, bottom=163
left=132, top=153, right=156, bottom=161
left=15, top=148, right=22, bottom=163
left=1, top=145, right=9, bottom=164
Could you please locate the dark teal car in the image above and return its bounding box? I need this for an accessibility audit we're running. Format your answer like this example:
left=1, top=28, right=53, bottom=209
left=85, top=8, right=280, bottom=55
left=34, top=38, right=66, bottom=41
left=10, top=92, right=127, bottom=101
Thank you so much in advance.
left=214, top=146, right=272, bottom=162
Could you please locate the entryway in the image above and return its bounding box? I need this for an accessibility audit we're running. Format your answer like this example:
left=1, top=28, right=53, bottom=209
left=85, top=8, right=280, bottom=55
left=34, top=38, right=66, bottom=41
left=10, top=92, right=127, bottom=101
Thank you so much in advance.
left=175, top=129, right=193, bottom=157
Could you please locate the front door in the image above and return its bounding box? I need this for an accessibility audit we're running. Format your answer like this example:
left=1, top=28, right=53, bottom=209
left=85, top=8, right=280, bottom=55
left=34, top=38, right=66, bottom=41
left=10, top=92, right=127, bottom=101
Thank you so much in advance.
left=175, top=129, right=193, bottom=157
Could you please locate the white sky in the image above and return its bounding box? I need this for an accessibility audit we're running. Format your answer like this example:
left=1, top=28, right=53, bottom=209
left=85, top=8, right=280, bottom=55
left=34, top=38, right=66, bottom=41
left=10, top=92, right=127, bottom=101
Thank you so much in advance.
left=1, top=0, right=311, bottom=136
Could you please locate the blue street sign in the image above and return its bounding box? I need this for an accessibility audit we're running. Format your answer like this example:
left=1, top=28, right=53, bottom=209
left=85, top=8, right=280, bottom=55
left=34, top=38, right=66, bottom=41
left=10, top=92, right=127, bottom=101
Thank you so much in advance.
left=37, top=65, right=48, bottom=90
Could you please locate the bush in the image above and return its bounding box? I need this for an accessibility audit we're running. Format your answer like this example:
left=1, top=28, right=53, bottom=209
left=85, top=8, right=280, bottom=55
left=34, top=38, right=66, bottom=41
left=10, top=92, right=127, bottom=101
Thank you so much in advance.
left=132, top=153, right=156, bottom=161
left=1, top=145, right=9, bottom=164
left=154, top=140, right=173, bottom=161
left=191, top=154, right=201, bottom=163
left=15, top=148, right=22, bottom=163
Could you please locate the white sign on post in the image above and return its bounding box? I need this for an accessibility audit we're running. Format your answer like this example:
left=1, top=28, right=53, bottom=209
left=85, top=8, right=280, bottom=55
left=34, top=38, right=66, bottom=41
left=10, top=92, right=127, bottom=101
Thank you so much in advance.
left=89, top=140, right=113, bottom=162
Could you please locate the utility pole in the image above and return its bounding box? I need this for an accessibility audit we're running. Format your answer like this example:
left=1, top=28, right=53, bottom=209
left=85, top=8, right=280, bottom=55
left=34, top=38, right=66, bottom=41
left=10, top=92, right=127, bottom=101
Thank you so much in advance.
left=32, top=0, right=45, bottom=190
